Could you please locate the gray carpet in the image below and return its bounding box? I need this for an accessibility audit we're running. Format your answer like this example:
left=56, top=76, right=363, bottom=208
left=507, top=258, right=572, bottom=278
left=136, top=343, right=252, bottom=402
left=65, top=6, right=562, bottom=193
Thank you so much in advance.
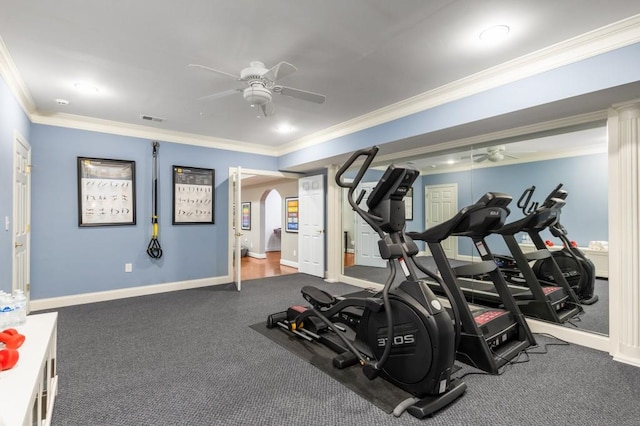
left=48, top=273, right=640, bottom=425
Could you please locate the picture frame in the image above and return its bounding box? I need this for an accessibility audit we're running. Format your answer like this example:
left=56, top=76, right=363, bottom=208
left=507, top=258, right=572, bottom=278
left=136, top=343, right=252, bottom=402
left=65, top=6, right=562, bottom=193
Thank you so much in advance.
left=172, top=166, right=215, bottom=225
left=77, top=157, right=136, bottom=227
left=285, top=197, right=299, bottom=233
left=405, top=187, right=414, bottom=221
left=241, top=202, right=251, bottom=230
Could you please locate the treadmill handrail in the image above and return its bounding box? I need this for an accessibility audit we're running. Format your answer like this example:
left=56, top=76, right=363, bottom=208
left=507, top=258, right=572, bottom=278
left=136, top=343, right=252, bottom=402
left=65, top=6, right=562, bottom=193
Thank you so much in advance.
left=408, top=192, right=512, bottom=243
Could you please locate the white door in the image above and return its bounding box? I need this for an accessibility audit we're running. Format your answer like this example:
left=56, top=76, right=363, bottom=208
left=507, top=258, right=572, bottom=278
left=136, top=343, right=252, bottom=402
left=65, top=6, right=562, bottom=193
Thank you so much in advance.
left=298, top=175, right=325, bottom=277
left=13, top=134, right=31, bottom=308
left=355, top=184, right=386, bottom=268
left=425, top=184, right=458, bottom=259
left=231, top=167, right=242, bottom=291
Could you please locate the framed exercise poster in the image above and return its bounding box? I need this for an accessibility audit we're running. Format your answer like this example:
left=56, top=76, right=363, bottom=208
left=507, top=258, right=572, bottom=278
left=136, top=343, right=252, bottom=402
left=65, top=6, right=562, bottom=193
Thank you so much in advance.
left=241, top=202, right=251, bottom=230
left=77, top=157, right=136, bottom=227
left=285, top=197, right=299, bottom=232
left=172, top=166, right=215, bottom=224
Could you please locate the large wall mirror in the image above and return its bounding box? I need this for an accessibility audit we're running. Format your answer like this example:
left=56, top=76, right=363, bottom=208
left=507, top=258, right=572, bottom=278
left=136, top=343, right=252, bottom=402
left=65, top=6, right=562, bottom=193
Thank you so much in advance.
left=341, top=122, right=609, bottom=337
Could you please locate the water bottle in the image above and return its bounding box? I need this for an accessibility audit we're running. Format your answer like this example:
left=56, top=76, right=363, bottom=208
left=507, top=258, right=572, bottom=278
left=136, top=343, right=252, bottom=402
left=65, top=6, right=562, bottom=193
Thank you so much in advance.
left=13, top=289, right=28, bottom=326
left=0, top=292, right=15, bottom=328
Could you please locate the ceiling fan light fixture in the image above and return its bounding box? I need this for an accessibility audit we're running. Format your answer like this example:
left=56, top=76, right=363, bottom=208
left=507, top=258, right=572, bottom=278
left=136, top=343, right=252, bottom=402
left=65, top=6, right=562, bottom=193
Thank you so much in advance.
left=243, top=85, right=271, bottom=106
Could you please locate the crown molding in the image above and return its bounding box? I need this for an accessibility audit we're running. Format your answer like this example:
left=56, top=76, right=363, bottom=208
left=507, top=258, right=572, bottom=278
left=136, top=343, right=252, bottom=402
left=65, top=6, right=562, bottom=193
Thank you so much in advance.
left=276, top=14, right=640, bottom=156
left=30, top=112, right=277, bottom=156
left=0, top=36, right=35, bottom=115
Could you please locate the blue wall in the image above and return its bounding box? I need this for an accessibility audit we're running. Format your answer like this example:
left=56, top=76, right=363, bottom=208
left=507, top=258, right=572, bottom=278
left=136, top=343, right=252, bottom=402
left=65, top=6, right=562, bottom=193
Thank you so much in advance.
left=29, top=124, right=278, bottom=298
left=0, top=78, right=31, bottom=293
left=422, top=153, right=608, bottom=256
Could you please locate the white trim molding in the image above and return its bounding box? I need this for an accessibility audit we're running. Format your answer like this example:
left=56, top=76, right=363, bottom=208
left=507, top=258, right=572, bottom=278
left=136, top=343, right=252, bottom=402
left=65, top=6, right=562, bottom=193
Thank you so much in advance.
left=280, top=259, right=299, bottom=269
left=526, top=318, right=610, bottom=353
left=607, top=99, right=640, bottom=366
left=30, top=275, right=232, bottom=311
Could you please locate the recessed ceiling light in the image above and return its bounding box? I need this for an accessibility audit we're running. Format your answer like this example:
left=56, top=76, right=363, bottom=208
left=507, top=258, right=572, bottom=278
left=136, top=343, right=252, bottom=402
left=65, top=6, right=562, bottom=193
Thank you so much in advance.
left=277, top=124, right=294, bottom=133
left=55, top=98, right=69, bottom=105
left=73, top=82, right=99, bottom=94
left=447, top=159, right=455, bottom=165
left=479, top=25, right=510, bottom=42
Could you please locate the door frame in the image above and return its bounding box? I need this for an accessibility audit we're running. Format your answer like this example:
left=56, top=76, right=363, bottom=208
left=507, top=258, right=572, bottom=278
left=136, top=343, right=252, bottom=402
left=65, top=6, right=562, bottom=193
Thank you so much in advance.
left=227, top=167, right=299, bottom=288
left=13, top=131, right=31, bottom=304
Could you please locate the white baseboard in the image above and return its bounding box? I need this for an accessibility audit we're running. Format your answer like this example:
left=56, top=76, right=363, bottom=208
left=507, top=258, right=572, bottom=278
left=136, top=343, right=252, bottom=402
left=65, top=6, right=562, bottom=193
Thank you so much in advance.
left=30, top=275, right=233, bottom=311
left=526, top=318, right=610, bottom=353
left=612, top=353, right=640, bottom=368
left=339, top=275, right=384, bottom=290
left=248, top=252, right=266, bottom=259
left=280, top=259, right=299, bottom=269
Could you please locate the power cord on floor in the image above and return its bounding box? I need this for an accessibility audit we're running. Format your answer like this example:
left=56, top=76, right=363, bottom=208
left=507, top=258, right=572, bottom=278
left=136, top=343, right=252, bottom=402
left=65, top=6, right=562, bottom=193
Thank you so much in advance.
left=452, top=347, right=530, bottom=380
left=525, top=333, right=570, bottom=355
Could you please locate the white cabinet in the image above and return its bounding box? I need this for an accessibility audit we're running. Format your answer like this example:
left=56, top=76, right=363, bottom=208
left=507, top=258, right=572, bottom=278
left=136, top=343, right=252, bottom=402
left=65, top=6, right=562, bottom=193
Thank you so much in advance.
left=0, top=312, right=58, bottom=426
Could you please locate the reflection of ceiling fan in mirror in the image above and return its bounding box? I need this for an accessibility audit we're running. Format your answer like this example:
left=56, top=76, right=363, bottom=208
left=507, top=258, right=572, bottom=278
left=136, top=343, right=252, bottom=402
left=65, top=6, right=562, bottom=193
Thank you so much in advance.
left=188, top=60, right=326, bottom=117
left=464, top=145, right=523, bottom=163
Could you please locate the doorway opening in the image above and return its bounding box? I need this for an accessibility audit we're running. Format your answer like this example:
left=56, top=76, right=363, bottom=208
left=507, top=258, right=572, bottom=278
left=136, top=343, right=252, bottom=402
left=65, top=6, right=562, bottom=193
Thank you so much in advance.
left=240, top=188, right=297, bottom=280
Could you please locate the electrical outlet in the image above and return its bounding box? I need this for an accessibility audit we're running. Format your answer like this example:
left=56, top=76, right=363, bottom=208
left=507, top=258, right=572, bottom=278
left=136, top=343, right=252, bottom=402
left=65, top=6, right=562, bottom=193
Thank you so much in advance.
left=125, top=263, right=133, bottom=273
left=293, top=249, right=297, bottom=256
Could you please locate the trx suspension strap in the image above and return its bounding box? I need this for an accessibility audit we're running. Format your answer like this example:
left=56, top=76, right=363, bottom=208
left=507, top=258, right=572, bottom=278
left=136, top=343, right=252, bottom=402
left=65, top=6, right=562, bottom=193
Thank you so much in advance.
left=147, top=141, right=163, bottom=259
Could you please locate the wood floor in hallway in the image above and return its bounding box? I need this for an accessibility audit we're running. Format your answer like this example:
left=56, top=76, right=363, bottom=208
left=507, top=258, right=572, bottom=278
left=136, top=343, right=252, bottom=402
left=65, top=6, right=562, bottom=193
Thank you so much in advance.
left=239, top=251, right=297, bottom=280
left=238, top=251, right=355, bottom=280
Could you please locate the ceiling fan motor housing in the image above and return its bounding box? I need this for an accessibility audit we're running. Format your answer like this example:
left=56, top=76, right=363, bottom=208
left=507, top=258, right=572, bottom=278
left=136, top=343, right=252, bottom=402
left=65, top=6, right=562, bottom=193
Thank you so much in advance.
left=243, top=85, right=272, bottom=105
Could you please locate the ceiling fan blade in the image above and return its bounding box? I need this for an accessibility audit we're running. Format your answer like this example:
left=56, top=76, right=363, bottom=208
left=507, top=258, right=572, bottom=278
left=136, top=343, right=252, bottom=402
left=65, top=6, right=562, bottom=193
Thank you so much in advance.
left=261, top=102, right=275, bottom=117
left=197, top=88, right=242, bottom=101
left=264, top=61, right=297, bottom=82
left=473, top=154, right=489, bottom=163
left=504, top=153, right=519, bottom=159
left=188, top=63, right=240, bottom=80
left=275, top=85, right=326, bottom=104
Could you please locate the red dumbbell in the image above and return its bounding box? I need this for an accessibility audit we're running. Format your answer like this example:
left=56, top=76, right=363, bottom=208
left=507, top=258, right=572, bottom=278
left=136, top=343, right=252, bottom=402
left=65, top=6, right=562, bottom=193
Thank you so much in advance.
left=0, top=348, right=19, bottom=370
left=0, top=328, right=25, bottom=349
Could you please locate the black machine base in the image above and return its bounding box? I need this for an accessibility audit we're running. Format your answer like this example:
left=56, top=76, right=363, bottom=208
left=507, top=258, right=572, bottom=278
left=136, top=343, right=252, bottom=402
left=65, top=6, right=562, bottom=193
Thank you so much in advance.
left=404, top=378, right=467, bottom=419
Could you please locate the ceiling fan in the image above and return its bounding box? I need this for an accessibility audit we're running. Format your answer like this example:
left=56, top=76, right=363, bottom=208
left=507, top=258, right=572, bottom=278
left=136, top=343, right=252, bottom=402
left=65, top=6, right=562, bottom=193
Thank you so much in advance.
left=467, top=145, right=521, bottom=163
left=188, top=60, right=326, bottom=117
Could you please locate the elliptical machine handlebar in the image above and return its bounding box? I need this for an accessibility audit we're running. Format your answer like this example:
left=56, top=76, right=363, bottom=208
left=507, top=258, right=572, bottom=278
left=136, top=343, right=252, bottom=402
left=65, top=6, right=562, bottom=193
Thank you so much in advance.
left=335, top=146, right=387, bottom=238
left=336, top=146, right=379, bottom=209
left=516, top=185, right=537, bottom=215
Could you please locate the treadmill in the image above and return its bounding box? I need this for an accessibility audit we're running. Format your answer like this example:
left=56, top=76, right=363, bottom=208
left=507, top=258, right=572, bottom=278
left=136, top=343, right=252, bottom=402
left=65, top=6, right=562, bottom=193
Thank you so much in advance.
left=489, top=192, right=584, bottom=323
left=397, top=191, right=535, bottom=374
left=445, top=191, right=583, bottom=323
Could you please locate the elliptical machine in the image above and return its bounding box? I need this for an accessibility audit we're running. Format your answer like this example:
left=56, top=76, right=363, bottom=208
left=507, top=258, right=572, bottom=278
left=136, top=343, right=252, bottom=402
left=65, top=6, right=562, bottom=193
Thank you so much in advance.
left=266, top=146, right=466, bottom=418
left=530, top=184, right=599, bottom=305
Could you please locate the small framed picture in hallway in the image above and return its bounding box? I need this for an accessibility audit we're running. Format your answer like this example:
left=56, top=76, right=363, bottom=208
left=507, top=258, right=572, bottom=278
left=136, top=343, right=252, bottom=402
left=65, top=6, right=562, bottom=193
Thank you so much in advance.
left=241, top=202, right=251, bottom=230
left=285, top=197, right=299, bottom=233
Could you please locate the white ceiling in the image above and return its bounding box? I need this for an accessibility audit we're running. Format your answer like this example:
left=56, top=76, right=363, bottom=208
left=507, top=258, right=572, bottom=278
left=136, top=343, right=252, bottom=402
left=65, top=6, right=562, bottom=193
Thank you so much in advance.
left=1, top=1, right=639, bottom=157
